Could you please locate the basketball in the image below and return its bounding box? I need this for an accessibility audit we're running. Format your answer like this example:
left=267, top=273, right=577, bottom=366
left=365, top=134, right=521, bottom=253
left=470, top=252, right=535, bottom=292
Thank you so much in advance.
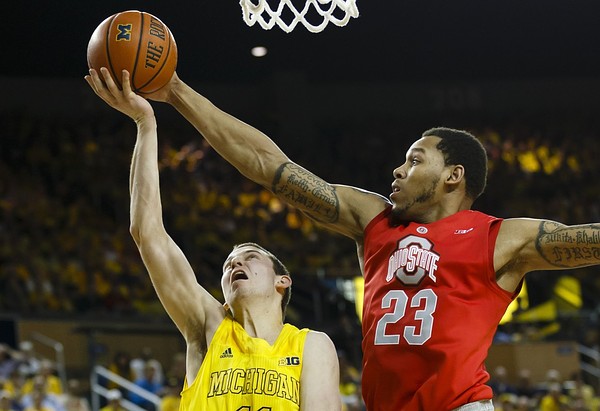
left=87, top=10, right=177, bottom=94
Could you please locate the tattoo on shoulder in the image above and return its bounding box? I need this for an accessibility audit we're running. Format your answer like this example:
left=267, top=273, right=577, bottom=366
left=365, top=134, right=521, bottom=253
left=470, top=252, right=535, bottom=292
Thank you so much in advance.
left=535, top=221, right=600, bottom=267
left=272, top=162, right=339, bottom=223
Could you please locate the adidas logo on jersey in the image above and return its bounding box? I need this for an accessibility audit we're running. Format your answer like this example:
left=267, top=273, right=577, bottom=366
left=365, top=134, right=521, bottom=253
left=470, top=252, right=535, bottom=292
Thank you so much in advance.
left=220, top=348, right=233, bottom=358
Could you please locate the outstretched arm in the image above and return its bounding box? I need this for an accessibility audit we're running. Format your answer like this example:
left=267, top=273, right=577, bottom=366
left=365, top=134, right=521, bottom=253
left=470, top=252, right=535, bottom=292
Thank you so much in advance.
left=494, top=218, right=600, bottom=292
left=85, top=69, right=225, bottom=380
left=148, top=75, right=389, bottom=241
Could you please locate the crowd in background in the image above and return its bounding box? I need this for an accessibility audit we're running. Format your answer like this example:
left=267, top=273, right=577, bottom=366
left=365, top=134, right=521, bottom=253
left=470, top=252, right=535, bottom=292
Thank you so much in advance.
left=0, top=341, right=182, bottom=411
left=1, top=97, right=600, bottom=410
left=2, top=110, right=599, bottom=322
left=2, top=340, right=600, bottom=410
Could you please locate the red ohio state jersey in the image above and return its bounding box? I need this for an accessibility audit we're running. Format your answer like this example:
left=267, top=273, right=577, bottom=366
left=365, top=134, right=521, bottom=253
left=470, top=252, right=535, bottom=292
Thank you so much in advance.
left=361, top=209, right=519, bottom=411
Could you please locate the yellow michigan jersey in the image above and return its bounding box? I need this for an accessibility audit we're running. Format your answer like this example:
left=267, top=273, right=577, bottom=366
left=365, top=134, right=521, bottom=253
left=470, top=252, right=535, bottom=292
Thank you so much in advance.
left=180, top=316, right=309, bottom=411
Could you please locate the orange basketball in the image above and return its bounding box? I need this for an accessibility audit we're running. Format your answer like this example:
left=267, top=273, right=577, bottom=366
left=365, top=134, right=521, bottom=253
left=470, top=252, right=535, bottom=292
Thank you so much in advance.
left=87, top=10, right=177, bottom=94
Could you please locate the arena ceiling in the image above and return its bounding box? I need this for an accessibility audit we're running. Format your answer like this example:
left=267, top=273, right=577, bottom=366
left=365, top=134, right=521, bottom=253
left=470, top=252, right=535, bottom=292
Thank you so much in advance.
left=7, top=0, right=600, bottom=84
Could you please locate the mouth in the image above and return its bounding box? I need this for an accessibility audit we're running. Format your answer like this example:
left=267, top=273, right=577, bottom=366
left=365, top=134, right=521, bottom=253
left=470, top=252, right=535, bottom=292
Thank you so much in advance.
left=231, top=270, right=249, bottom=283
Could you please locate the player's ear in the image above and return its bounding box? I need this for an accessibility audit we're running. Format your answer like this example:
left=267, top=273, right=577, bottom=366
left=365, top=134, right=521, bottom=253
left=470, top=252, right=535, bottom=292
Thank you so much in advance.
left=275, top=275, right=292, bottom=290
left=445, top=165, right=465, bottom=186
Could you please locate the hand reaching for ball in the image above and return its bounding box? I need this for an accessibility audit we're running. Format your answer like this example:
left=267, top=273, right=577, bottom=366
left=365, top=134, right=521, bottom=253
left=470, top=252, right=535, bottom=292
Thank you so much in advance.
left=85, top=68, right=155, bottom=124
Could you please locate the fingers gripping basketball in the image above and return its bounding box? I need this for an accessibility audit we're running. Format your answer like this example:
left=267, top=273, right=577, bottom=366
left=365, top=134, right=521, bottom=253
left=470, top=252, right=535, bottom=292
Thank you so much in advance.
left=87, top=10, right=177, bottom=94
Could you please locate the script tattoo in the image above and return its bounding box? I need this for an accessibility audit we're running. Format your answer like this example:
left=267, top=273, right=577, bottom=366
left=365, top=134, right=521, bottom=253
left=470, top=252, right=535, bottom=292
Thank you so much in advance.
left=271, top=162, right=339, bottom=223
left=535, top=221, right=600, bottom=267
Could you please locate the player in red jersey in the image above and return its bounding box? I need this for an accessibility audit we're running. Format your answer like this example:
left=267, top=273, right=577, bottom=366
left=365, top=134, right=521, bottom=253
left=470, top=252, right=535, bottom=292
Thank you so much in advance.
left=142, top=73, right=600, bottom=411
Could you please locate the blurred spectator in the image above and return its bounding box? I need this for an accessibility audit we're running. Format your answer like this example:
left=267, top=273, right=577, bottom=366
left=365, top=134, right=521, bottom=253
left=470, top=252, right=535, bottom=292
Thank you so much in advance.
left=2, top=369, right=27, bottom=403
left=128, top=364, right=162, bottom=410
left=338, top=351, right=363, bottom=411
left=17, top=342, right=41, bottom=379
left=57, top=379, right=89, bottom=411
left=514, top=395, right=533, bottom=411
left=564, top=372, right=597, bottom=411
left=21, top=362, right=62, bottom=396
left=99, top=390, right=125, bottom=411
left=0, top=346, right=20, bottom=382
left=489, top=365, right=518, bottom=399
left=0, top=390, right=17, bottom=411
left=163, top=353, right=185, bottom=388
left=130, top=348, right=163, bottom=386
left=158, top=378, right=180, bottom=411
left=20, top=382, right=64, bottom=411
left=537, top=369, right=563, bottom=396
left=106, top=352, right=133, bottom=391
left=538, top=383, right=569, bottom=411
left=495, top=393, right=518, bottom=411
left=515, top=368, right=537, bottom=399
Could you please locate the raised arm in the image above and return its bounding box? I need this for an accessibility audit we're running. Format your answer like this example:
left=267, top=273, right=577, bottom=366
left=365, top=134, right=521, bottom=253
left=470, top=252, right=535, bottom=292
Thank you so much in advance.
left=494, top=217, right=600, bottom=292
left=148, top=75, right=389, bottom=241
left=85, top=69, right=225, bottom=361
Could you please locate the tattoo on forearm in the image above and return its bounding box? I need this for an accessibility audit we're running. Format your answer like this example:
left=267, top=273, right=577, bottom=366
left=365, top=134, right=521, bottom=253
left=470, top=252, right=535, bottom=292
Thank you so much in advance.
left=272, top=162, right=339, bottom=223
left=535, top=221, right=600, bottom=267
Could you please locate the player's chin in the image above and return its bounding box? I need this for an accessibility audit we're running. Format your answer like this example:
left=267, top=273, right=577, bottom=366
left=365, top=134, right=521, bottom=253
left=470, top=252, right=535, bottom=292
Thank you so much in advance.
left=388, top=204, right=406, bottom=224
left=389, top=197, right=405, bottom=212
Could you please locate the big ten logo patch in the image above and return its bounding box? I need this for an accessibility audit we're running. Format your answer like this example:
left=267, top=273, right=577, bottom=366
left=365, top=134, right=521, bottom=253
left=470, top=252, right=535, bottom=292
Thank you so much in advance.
left=278, top=356, right=300, bottom=366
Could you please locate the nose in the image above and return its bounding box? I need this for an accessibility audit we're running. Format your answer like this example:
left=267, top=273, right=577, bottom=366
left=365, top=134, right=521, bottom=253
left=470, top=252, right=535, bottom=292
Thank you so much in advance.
left=393, top=165, right=406, bottom=179
left=228, top=255, right=244, bottom=270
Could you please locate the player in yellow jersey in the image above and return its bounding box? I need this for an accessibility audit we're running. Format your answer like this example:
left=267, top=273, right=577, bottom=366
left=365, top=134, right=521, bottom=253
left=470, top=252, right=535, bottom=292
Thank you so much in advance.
left=85, top=68, right=342, bottom=411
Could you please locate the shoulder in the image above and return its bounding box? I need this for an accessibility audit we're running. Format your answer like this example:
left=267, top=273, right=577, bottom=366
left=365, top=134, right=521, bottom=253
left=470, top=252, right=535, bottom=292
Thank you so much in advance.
left=334, top=184, right=390, bottom=214
left=305, top=329, right=331, bottom=341
left=304, top=331, right=337, bottom=358
left=497, top=217, right=545, bottom=243
left=494, top=217, right=557, bottom=287
left=455, top=209, right=500, bottom=223
left=330, top=184, right=391, bottom=239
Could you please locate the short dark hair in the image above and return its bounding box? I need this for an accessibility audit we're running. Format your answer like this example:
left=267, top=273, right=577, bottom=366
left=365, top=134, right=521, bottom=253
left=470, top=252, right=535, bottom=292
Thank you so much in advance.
left=232, top=242, right=292, bottom=319
left=422, top=127, right=487, bottom=199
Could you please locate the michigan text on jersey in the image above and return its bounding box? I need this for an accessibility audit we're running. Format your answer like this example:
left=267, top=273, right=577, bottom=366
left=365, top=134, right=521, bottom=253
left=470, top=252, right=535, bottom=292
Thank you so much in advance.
left=207, top=368, right=300, bottom=405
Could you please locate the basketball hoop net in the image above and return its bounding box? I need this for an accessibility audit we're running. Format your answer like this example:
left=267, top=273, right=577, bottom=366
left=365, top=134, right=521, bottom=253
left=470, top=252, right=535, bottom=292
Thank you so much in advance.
left=240, top=0, right=359, bottom=33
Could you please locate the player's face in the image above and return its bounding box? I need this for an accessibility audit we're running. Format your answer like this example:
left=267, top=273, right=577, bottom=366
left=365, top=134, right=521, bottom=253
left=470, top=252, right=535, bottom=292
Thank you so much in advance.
left=221, top=245, right=279, bottom=305
left=389, top=136, right=447, bottom=222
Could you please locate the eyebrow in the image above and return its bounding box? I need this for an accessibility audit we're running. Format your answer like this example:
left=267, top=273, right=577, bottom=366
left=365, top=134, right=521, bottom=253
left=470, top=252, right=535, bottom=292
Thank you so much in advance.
left=223, top=249, right=263, bottom=269
left=407, top=147, right=426, bottom=157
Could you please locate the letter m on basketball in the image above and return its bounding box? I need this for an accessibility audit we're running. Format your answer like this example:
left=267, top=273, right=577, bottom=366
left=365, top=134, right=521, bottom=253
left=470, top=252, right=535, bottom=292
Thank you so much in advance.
left=116, top=24, right=132, bottom=41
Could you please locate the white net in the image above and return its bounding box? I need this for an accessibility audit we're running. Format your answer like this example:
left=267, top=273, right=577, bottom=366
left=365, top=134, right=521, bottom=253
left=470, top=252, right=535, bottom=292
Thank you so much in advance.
left=240, top=0, right=359, bottom=33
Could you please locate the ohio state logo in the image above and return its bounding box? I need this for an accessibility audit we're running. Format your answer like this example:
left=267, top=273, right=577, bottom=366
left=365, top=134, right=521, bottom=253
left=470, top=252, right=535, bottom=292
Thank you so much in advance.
left=386, top=235, right=440, bottom=285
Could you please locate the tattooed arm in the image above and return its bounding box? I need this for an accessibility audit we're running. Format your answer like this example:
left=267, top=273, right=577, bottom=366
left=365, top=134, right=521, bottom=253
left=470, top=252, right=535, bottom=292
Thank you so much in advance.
left=494, top=218, right=600, bottom=292
left=152, top=75, right=389, bottom=241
